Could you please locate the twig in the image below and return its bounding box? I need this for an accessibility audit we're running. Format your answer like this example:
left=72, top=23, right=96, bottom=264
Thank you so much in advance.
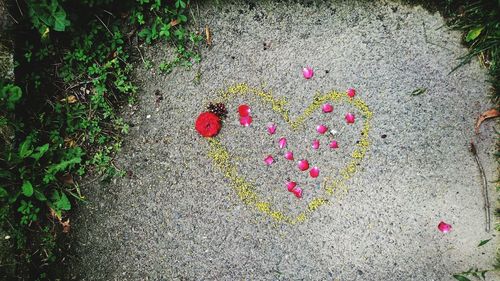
left=470, top=141, right=491, bottom=232
left=65, top=80, right=93, bottom=91
left=102, top=9, right=115, bottom=17
left=189, top=4, right=199, bottom=28
left=15, top=0, right=23, bottom=16
left=135, top=46, right=146, bottom=64
left=8, top=14, right=19, bottom=25
left=95, top=15, right=113, bottom=36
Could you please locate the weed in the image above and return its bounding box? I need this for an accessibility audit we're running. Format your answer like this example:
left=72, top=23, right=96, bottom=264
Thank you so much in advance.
left=446, top=0, right=500, bottom=104
left=1, top=0, right=200, bottom=279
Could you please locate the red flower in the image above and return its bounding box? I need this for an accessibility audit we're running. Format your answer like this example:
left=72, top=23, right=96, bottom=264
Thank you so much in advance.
left=195, top=112, right=221, bottom=137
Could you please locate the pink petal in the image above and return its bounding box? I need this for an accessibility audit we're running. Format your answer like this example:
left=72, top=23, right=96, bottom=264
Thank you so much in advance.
left=286, top=181, right=297, bottom=192
left=279, top=137, right=287, bottom=149
left=347, top=88, right=356, bottom=98
left=312, top=139, right=320, bottom=150
left=284, top=151, right=294, bottom=160
left=298, top=159, right=309, bottom=171
left=309, top=167, right=320, bottom=178
left=438, top=221, right=452, bottom=233
left=302, top=67, right=314, bottom=79
left=238, top=104, right=251, bottom=117
left=322, top=103, right=333, bottom=113
left=264, top=155, right=274, bottom=165
left=292, top=187, right=303, bottom=198
left=316, top=125, right=328, bottom=134
left=240, top=115, right=253, bottom=126
left=267, top=123, right=277, bottom=135
left=329, top=140, right=339, bottom=149
left=345, top=113, right=355, bottom=124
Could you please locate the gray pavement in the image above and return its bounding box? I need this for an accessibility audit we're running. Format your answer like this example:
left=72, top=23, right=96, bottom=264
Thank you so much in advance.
left=68, top=1, right=499, bottom=280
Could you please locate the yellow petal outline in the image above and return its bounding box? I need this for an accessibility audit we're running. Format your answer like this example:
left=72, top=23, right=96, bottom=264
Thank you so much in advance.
left=207, top=83, right=373, bottom=224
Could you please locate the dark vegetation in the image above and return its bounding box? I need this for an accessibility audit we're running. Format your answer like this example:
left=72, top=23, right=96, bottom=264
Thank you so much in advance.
left=0, top=0, right=498, bottom=279
left=0, top=0, right=200, bottom=279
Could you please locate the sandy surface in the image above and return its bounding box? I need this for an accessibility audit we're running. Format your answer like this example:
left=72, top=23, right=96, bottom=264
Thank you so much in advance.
left=67, top=1, right=498, bottom=280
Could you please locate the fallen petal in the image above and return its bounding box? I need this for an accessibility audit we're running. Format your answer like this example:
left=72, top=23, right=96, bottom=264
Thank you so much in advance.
left=279, top=137, right=287, bottom=149
left=267, top=123, right=277, bottom=135
left=264, top=155, right=274, bottom=165
left=345, top=113, right=355, bottom=124
left=322, top=103, right=333, bottom=113
left=298, top=159, right=309, bottom=171
left=302, top=66, right=314, bottom=79
left=309, top=167, right=320, bottom=178
left=329, top=140, right=339, bottom=149
left=238, top=104, right=251, bottom=117
left=312, top=139, right=320, bottom=150
left=347, top=88, right=356, bottom=98
left=438, top=221, right=452, bottom=233
left=240, top=116, right=253, bottom=126
left=284, top=151, right=294, bottom=160
left=316, top=125, right=328, bottom=134
left=292, top=187, right=303, bottom=198
left=286, top=181, right=297, bottom=192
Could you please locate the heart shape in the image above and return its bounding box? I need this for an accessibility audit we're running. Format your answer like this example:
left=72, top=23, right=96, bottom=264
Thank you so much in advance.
left=206, top=84, right=372, bottom=224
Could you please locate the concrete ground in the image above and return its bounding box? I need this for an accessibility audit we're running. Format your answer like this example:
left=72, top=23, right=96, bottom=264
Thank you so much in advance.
left=67, top=0, right=499, bottom=280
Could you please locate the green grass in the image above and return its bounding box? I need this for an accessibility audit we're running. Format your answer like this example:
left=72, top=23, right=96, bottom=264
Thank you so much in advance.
left=446, top=0, right=500, bottom=105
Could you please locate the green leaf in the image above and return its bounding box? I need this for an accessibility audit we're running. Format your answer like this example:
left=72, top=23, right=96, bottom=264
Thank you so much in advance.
left=53, top=10, right=70, bottom=31
left=0, top=170, right=12, bottom=179
left=138, top=28, right=152, bottom=43
left=18, top=137, right=34, bottom=158
left=477, top=238, right=492, bottom=247
left=0, top=187, right=8, bottom=197
left=410, top=88, right=427, bottom=96
left=45, top=156, right=81, bottom=176
left=8, top=191, right=20, bottom=204
left=34, top=189, right=47, bottom=201
left=178, top=14, right=187, bottom=22
left=466, top=26, right=484, bottom=42
left=51, top=190, right=71, bottom=211
left=453, top=275, right=471, bottom=281
left=30, top=143, right=50, bottom=161
left=59, top=192, right=71, bottom=210
left=5, top=85, right=22, bottom=110
left=22, top=181, right=33, bottom=197
left=174, top=29, right=185, bottom=40
left=1, top=84, right=22, bottom=110
left=160, top=24, right=171, bottom=38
